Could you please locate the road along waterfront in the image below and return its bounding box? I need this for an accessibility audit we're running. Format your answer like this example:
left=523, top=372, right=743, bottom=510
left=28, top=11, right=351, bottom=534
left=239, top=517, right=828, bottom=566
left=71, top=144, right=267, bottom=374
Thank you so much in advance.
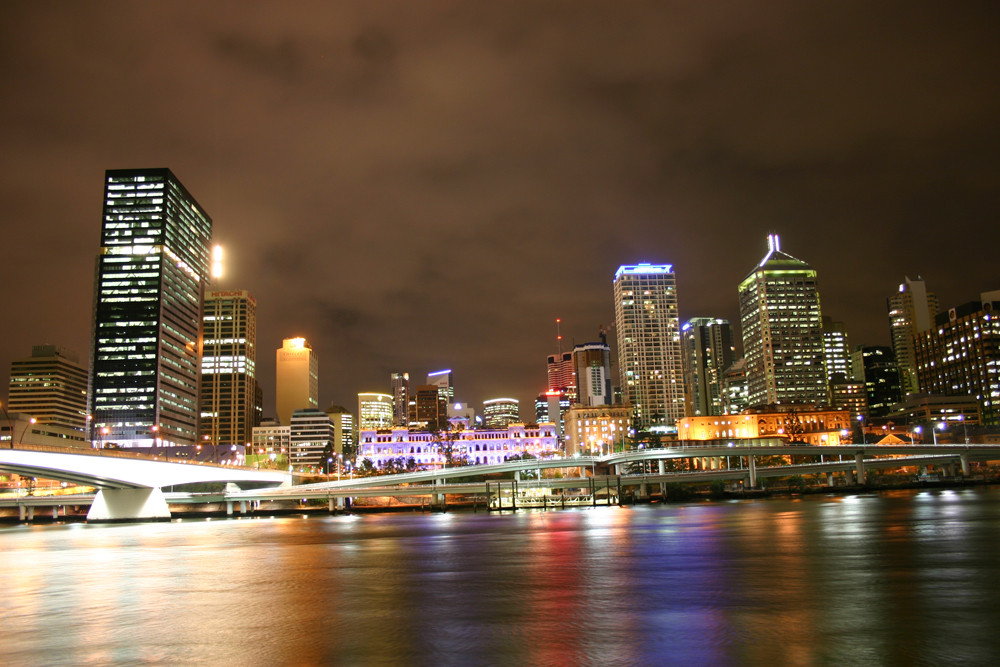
left=2, top=487, right=1000, bottom=665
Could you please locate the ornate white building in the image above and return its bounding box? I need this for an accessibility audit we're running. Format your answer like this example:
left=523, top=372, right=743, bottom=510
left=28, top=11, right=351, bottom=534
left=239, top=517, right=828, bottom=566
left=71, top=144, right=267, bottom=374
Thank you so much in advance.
left=357, top=422, right=560, bottom=469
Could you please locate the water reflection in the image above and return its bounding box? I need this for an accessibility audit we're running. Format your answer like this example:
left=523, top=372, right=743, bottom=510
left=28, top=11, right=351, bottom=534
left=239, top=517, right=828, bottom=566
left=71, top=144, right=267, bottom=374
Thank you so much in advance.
left=2, top=489, right=1000, bottom=665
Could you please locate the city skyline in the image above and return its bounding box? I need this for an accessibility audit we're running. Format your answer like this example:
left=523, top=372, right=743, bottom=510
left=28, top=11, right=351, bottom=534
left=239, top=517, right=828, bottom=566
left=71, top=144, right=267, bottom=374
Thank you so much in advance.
left=1, top=2, right=997, bottom=415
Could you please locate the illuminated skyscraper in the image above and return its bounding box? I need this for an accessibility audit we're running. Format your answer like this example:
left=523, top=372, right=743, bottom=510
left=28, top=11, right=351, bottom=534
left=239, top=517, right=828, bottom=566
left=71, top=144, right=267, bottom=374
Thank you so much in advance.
left=8, top=345, right=88, bottom=433
left=200, top=290, right=261, bottom=448
left=276, top=337, right=318, bottom=426
left=887, top=276, right=938, bottom=397
left=390, top=372, right=409, bottom=427
left=681, top=318, right=735, bottom=417
left=358, top=393, right=393, bottom=430
left=89, top=168, right=212, bottom=448
left=613, top=264, right=684, bottom=430
left=738, top=235, right=827, bottom=408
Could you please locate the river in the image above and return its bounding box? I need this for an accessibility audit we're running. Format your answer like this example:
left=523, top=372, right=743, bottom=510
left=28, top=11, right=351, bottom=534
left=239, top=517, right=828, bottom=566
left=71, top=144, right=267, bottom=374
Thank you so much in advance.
left=2, top=487, right=1000, bottom=665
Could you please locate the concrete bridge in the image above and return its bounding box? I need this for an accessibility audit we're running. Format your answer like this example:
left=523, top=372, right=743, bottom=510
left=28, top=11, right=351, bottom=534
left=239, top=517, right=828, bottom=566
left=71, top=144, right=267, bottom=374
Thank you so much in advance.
left=2, top=442, right=999, bottom=520
left=0, top=445, right=290, bottom=520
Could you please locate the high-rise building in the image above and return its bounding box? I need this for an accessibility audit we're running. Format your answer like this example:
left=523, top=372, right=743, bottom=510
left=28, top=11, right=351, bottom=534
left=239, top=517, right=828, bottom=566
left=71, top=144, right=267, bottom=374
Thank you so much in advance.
left=358, top=393, right=393, bottom=431
left=613, top=264, right=684, bottom=431
left=8, top=345, right=88, bottom=432
left=681, top=318, right=735, bottom=417
left=390, top=372, right=409, bottom=427
left=483, top=398, right=520, bottom=429
left=251, top=418, right=291, bottom=465
left=738, top=235, right=827, bottom=409
left=427, top=369, right=454, bottom=404
left=546, top=351, right=577, bottom=403
left=200, top=290, right=261, bottom=449
left=821, top=317, right=852, bottom=383
left=914, top=292, right=1000, bottom=426
left=89, top=168, right=212, bottom=448
left=888, top=277, right=939, bottom=397
left=572, top=342, right=612, bottom=407
left=276, top=337, right=318, bottom=426
left=289, top=408, right=334, bottom=471
left=409, top=384, right=446, bottom=431
left=851, top=345, right=903, bottom=418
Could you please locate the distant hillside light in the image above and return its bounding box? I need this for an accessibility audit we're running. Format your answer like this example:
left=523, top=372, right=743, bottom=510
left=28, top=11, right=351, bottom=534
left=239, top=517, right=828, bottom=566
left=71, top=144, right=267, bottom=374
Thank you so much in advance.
left=212, top=244, right=224, bottom=278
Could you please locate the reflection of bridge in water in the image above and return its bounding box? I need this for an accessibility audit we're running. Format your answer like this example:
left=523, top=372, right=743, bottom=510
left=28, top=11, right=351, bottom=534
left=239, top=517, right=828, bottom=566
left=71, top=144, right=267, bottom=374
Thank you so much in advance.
left=2, top=441, right=999, bottom=520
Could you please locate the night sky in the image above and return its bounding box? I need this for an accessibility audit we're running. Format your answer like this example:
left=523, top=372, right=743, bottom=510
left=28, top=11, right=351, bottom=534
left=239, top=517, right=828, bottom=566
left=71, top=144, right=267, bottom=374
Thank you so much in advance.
left=1, top=1, right=997, bottom=418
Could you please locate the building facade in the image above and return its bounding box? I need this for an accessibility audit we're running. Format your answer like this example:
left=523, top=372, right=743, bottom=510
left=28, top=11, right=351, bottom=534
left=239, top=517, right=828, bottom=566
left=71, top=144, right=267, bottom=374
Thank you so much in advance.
left=326, top=405, right=355, bottom=457
left=914, top=293, right=1000, bottom=426
left=483, top=398, right=520, bottom=429
left=613, top=264, right=684, bottom=431
left=358, top=393, right=394, bottom=431
left=357, top=423, right=559, bottom=469
left=200, top=290, right=261, bottom=449
left=89, top=168, right=212, bottom=448
left=7, top=345, right=88, bottom=433
left=738, top=234, right=827, bottom=409
left=888, top=276, right=938, bottom=397
left=275, top=337, right=318, bottom=426
left=409, top=384, right=446, bottom=431
left=821, top=317, right=852, bottom=384
left=289, top=408, right=334, bottom=471
left=681, top=318, right=735, bottom=417
left=678, top=407, right=851, bottom=446
left=563, top=405, right=632, bottom=456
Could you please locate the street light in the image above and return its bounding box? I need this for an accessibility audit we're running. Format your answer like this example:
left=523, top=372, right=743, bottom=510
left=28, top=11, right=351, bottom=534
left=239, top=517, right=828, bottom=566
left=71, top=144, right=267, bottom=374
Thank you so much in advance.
left=857, top=414, right=866, bottom=445
left=911, top=425, right=921, bottom=444
left=933, top=422, right=945, bottom=445
left=958, top=414, right=969, bottom=444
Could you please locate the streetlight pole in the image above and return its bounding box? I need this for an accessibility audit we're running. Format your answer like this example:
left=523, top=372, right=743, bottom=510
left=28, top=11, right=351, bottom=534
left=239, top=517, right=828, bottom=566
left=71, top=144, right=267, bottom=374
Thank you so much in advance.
left=857, top=414, right=866, bottom=445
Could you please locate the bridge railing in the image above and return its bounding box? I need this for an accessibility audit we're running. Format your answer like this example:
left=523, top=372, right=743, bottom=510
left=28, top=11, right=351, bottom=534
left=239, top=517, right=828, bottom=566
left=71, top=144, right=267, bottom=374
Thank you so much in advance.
left=4, top=442, right=262, bottom=470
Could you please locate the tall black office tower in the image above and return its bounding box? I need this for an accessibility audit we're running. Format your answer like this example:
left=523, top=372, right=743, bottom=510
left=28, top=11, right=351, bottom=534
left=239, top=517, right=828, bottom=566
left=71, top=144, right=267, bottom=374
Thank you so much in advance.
left=89, top=169, right=212, bottom=448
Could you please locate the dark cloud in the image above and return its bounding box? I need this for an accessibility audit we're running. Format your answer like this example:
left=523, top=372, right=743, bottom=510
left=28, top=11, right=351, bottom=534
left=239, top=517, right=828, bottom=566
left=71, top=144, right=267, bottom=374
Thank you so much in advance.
left=1, top=0, right=998, bottom=416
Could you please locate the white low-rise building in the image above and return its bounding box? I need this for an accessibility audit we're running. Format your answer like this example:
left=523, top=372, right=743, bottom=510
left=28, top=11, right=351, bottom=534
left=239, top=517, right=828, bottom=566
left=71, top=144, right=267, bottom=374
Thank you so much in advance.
left=358, top=423, right=560, bottom=469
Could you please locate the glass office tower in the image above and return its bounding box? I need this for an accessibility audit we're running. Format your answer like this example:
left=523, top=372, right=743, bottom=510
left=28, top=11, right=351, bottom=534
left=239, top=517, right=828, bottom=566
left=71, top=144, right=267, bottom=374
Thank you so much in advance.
left=89, top=168, right=212, bottom=448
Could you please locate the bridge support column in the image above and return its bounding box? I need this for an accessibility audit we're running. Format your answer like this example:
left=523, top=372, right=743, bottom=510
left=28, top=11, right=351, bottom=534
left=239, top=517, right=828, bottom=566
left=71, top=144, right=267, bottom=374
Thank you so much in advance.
left=845, top=469, right=855, bottom=485
left=226, top=501, right=234, bottom=516
left=638, top=482, right=648, bottom=500
left=88, top=488, right=171, bottom=522
left=658, top=460, right=666, bottom=495
left=18, top=505, right=26, bottom=521
left=855, top=453, right=866, bottom=485
left=960, top=453, right=970, bottom=476
left=827, top=472, right=834, bottom=487
left=747, top=454, right=757, bottom=488
left=52, top=506, right=59, bottom=519
left=27, top=506, right=34, bottom=521
left=239, top=501, right=248, bottom=514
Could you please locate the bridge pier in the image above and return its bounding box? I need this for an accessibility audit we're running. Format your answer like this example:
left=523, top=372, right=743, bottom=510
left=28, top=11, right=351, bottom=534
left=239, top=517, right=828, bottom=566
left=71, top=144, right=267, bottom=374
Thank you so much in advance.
left=226, top=501, right=234, bottom=515
left=855, top=453, right=866, bottom=485
left=658, top=460, right=666, bottom=496
left=961, top=452, right=970, bottom=476
left=88, top=488, right=171, bottom=522
left=747, top=453, right=757, bottom=488
left=845, top=469, right=855, bottom=485
left=827, top=472, right=835, bottom=487
left=52, top=505, right=59, bottom=519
